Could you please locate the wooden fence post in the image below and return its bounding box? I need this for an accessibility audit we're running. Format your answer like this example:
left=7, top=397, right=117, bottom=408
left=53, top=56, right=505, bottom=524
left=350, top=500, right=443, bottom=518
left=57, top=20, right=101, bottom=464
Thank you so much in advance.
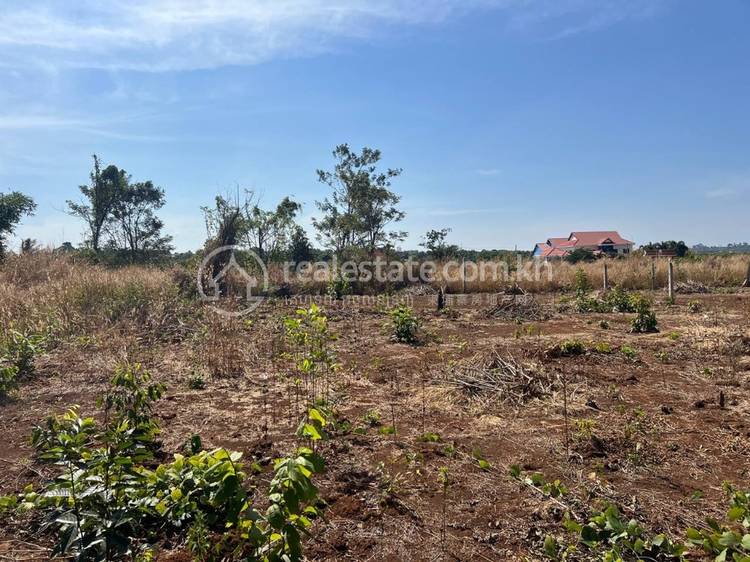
left=462, top=257, right=467, bottom=293
left=668, top=259, right=674, bottom=300
left=603, top=262, right=609, bottom=292
left=651, top=259, right=656, bottom=291
left=743, top=261, right=750, bottom=288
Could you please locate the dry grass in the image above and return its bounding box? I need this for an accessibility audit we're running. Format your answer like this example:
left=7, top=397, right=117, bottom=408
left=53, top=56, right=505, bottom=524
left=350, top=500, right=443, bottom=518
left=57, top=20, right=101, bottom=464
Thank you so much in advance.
left=0, top=252, right=193, bottom=339
left=433, top=254, right=749, bottom=293
left=1, top=252, right=747, bottom=341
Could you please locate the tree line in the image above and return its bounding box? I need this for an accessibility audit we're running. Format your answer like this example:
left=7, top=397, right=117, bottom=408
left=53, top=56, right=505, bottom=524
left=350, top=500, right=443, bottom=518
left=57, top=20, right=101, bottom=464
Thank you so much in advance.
left=1, top=144, right=476, bottom=265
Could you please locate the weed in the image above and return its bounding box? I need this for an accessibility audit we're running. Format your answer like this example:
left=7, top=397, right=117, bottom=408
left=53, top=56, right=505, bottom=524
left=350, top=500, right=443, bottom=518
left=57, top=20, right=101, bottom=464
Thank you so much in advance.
left=573, top=418, right=596, bottom=441
left=417, top=431, right=441, bottom=443
left=187, top=372, right=206, bottom=390
left=471, top=448, right=492, bottom=471
left=593, top=341, right=612, bottom=354
left=687, top=300, right=702, bottom=313
left=620, top=345, right=639, bottom=361
left=598, top=320, right=610, bottom=329
left=363, top=409, right=381, bottom=426
left=549, top=339, right=586, bottom=357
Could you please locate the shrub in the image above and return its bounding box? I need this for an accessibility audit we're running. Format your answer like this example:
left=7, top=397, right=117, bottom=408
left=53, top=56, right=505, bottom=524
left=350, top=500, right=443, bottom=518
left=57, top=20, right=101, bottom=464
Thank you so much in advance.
left=573, top=268, right=591, bottom=295
left=0, top=365, right=18, bottom=398
left=326, top=274, right=350, bottom=300
left=11, top=369, right=326, bottom=562
left=187, top=373, right=206, bottom=390
left=557, top=339, right=586, bottom=357
left=389, top=305, right=419, bottom=343
left=620, top=345, right=639, bottom=361
left=630, top=295, right=659, bottom=333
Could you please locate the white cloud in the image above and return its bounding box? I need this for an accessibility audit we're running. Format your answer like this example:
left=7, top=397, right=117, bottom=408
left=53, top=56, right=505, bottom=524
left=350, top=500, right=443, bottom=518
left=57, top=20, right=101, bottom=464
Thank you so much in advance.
left=476, top=168, right=500, bottom=176
left=705, top=187, right=740, bottom=199
left=0, top=0, right=667, bottom=72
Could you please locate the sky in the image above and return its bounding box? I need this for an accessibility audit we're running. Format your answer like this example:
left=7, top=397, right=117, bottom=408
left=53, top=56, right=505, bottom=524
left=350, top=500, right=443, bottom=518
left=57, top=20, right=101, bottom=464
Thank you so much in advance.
left=1, top=0, right=749, bottom=252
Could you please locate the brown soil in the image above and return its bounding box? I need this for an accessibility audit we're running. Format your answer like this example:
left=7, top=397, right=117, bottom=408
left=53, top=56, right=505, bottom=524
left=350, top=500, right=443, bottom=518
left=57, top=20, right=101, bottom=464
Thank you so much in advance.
left=1, top=292, right=749, bottom=560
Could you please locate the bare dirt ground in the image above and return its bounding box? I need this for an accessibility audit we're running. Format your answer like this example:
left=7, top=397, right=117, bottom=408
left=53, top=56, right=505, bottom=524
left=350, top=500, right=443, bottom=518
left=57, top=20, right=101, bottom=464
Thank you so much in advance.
left=1, top=292, right=749, bottom=561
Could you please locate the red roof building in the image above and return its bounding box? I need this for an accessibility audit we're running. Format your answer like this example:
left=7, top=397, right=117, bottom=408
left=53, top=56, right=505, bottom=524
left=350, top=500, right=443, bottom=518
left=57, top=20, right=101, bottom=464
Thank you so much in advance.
left=532, top=231, right=634, bottom=259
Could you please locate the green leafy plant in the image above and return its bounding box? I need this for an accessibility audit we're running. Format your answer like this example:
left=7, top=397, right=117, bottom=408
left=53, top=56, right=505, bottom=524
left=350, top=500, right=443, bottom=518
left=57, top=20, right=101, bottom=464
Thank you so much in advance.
left=471, top=448, right=492, bottom=471
left=574, top=268, right=591, bottom=297
left=417, top=431, right=441, bottom=443
left=554, top=504, right=686, bottom=561
left=510, top=466, right=567, bottom=498
left=0, top=329, right=46, bottom=397
left=620, top=345, right=639, bottom=361
left=686, top=482, right=750, bottom=561
left=549, top=339, right=586, bottom=357
left=15, top=375, right=327, bottom=562
left=362, top=409, right=381, bottom=426
left=573, top=418, right=596, bottom=441
left=389, top=305, right=419, bottom=344
left=326, top=273, right=351, bottom=300
left=187, top=372, right=206, bottom=390
left=284, top=304, right=337, bottom=406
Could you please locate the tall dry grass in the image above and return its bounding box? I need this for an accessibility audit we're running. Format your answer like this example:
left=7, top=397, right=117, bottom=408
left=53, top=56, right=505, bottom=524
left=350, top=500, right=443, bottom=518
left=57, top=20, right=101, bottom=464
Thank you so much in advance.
left=433, top=254, right=749, bottom=293
left=0, top=252, right=197, bottom=339
left=1, top=252, right=747, bottom=341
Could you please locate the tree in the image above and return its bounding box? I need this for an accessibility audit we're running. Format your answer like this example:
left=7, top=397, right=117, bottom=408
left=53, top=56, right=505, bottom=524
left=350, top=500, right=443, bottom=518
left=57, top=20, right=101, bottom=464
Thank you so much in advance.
left=200, top=195, right=244, bottom=297
left=0, top=191, right=36, bottom=259
left=564, top=248, right=597, bottom=264
left=67, top=155, right=127, bottom=252
left=288, top=225, right=313, bottom=263
left=109, top=181, right=172, bottom=260
left=242, top=193, right=302, bottom=262
left=20, top=238, right=39, bottom=254
left=420, top=228, right=459, bottom=260
left=313, top=144, right=405, bottom=256
left=641, top=240, right=689, bottom=257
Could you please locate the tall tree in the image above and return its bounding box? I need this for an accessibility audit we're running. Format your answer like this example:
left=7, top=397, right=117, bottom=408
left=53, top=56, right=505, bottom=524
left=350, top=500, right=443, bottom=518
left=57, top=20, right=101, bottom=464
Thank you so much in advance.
left=288, top=225, right=313, bottom=263
left=67, top=155, right=127, bottom=252
left=313, top=144, right=405, bottom=256
left=242, top=193, right=302, bottom=262
left=200, top=195, right=244, bottom=296
left=109, top=181, right=173, bottom=260
left=0, top=191, right=36, bottom=259
left=420, top=228, right=458, bottom=260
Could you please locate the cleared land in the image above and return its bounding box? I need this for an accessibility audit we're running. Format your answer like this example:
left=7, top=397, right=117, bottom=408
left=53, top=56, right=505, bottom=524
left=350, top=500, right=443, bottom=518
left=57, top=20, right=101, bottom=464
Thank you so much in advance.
left=1, top=254, right=749, bottom=561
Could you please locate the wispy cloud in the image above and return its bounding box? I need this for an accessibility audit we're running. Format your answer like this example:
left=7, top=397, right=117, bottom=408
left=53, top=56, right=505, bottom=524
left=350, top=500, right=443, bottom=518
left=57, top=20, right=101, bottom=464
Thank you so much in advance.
left=506, top=0, right=667, bottom=40
left=0, top=1, right=668, bottom=72
left=476, top=168, right=500, bottom=176
left=705, top=187, right=740, bottom=199
left=0, top=112, right=176, bottom=142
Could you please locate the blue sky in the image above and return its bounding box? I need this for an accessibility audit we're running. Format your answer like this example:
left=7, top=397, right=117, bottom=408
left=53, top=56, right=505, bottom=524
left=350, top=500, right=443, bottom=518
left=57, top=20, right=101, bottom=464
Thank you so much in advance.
left=1, top=0, right=748, bottom=252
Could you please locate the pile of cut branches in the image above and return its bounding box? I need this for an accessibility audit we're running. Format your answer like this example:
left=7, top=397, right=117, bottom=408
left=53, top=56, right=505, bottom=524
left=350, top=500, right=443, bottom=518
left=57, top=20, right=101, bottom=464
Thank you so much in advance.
left=440, top=349, right=557, bottom=407
left=486, top=294, right=548, bottom=321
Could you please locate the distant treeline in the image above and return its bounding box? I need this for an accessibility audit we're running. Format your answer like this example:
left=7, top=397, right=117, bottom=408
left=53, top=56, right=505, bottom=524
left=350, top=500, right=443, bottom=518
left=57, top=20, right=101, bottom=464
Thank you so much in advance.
left=692, top=243, right=750, bottom=254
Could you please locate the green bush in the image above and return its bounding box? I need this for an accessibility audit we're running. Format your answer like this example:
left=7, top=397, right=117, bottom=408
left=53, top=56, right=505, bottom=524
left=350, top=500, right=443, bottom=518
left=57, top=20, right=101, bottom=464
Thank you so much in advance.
left=630, top=294, right=658, bottom=333
left=8, top=366, right=327, bottom=562
left=389, top=305, right=419, bottom=343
